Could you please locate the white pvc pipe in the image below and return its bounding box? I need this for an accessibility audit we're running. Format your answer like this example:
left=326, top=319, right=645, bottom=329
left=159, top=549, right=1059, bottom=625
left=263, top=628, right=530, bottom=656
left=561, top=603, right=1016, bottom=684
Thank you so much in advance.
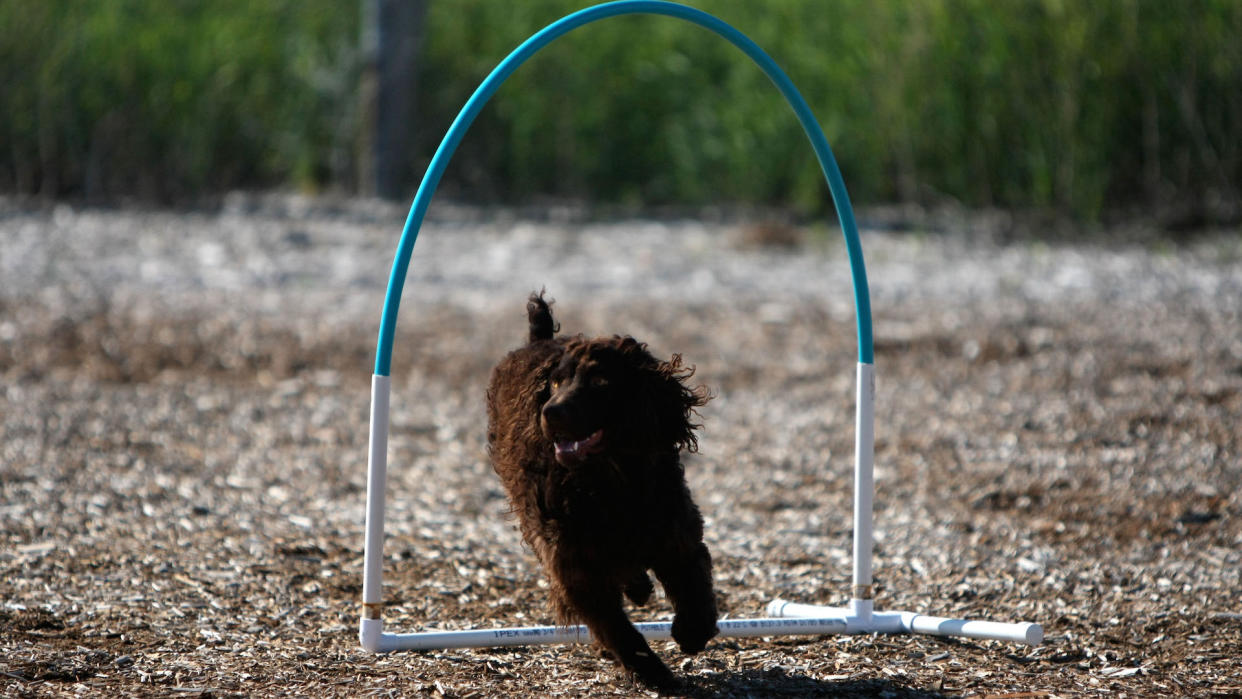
left=360, top=374, right=392, bottom=652
left=766, top=600, right=890, bottom=634
left=853, top=362, right=876, bottom=609
left=767, top=599, right=1043, bottom=646
left=368, top=616, right=851, bottom=652
left=898, top=612, right=1043, bottom=646
left=361, top=619, right=384, bottom=653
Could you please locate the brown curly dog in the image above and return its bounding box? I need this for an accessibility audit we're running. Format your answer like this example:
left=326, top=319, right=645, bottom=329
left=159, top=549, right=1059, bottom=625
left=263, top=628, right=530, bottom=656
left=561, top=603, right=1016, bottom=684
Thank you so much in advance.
left=485, top=292, right=718, bottom=690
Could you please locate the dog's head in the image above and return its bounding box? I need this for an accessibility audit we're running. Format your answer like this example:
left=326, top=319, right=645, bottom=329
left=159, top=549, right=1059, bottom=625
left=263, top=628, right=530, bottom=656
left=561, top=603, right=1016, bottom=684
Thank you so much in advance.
left=540, top=336, right=709, bottom=465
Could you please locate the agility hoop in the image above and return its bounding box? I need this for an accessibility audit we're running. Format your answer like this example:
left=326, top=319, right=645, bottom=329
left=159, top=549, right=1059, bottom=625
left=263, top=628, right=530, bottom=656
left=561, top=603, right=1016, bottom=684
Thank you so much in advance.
left=359, top=0, right=1042, bottom=654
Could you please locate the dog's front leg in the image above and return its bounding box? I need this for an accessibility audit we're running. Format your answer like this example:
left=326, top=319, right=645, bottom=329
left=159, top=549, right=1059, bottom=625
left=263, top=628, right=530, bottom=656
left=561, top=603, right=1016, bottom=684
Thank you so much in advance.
left=654, top=540, right=719, bottom=655
left=559, top=571, right=676, bottom=690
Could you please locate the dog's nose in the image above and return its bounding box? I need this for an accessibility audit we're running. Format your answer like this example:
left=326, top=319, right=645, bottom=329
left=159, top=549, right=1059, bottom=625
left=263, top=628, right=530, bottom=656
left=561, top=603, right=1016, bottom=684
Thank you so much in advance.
left=541, top=400, right=567, bottom=425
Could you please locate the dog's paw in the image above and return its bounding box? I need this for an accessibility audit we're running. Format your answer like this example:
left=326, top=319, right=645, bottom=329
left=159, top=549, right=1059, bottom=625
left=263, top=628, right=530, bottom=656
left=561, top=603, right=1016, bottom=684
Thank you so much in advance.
left=671, top=610, right=719, bottom=655
left=626, top=652, right=680, bottom=693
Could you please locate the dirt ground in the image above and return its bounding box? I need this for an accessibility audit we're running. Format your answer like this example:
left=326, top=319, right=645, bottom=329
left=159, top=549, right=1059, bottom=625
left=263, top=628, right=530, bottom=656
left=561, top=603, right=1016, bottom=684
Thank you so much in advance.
left=2, top=195, right=1241, bottom=697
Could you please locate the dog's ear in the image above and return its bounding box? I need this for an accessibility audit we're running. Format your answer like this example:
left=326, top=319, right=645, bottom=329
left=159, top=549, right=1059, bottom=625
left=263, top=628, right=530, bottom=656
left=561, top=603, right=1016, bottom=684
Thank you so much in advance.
left=527, top=291, right=559, bottom=342
left=615, top=338, right=711, bottom=453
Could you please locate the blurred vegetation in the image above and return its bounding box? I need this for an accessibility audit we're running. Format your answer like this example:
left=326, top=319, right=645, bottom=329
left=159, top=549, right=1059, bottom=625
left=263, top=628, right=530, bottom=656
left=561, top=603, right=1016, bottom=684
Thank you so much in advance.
left=2, top=0, right=1240, bottom=222
left=0, top=0, right=354, bottom=199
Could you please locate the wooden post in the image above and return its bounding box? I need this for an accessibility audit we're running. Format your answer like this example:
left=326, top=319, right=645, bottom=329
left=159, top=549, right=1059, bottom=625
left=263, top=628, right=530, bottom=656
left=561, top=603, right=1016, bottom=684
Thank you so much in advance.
left=359, top=0, right=427, bottom=199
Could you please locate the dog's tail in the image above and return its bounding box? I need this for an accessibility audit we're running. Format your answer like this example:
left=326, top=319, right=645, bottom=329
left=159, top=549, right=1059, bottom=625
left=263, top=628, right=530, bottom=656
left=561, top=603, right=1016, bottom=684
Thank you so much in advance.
left=527, top=291, right=559, bottom=343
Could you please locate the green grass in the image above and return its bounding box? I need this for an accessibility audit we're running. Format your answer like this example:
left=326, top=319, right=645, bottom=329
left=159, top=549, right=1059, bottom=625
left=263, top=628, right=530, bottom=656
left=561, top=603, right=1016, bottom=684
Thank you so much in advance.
left=2, top=0, right=1239, bottom=222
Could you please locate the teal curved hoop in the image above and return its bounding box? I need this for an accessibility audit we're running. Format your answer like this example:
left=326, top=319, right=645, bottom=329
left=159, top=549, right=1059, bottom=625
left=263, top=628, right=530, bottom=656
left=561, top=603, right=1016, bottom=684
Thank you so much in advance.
left=374, top=0, right=874, bottom=375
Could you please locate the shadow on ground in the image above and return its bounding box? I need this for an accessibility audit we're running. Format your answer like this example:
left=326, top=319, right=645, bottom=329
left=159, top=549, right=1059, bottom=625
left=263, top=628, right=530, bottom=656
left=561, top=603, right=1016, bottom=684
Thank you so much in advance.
left=683, top=667, right=946, bottom=698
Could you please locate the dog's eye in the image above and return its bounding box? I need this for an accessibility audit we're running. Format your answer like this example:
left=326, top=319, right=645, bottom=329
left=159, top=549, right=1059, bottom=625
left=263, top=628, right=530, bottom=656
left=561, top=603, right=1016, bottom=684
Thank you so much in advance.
left=590, top=376, right=609, bottom=388
left=550, top=378, right=562, bottom=390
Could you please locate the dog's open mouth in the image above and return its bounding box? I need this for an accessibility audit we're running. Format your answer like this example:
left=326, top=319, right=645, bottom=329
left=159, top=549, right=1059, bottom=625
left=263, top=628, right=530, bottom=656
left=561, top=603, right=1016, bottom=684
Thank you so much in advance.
left=553, top=429, right=604, bottom=462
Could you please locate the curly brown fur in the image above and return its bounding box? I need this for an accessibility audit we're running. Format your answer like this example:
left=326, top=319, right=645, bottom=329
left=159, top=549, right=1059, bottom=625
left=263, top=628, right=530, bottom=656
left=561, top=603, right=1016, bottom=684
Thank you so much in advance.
left=486, top=292, right=718, bottom=690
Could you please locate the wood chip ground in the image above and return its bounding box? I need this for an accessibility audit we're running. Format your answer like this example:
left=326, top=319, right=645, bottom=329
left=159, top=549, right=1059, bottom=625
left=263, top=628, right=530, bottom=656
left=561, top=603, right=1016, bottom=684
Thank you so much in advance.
left=3, top=198, right=1240, bottom=697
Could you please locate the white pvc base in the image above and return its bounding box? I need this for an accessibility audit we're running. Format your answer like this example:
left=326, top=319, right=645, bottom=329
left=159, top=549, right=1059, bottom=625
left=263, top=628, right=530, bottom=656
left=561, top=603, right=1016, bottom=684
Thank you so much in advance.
left=357, top=602, right=1040, bottom=653
left=767, top=599, right=1043, bottom=646
left=360, top=616, right=851, bottom=653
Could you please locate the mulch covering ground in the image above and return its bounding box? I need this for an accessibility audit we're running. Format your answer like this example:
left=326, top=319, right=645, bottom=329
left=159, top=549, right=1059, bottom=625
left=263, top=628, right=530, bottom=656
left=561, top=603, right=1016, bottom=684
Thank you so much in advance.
left=3, top=198, right=1240, bottom=697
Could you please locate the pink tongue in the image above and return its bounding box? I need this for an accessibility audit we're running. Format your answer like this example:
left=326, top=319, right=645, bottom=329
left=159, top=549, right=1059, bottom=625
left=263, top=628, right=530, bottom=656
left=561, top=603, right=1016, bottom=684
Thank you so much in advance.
left=555, top=430, right=602, bottom=455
